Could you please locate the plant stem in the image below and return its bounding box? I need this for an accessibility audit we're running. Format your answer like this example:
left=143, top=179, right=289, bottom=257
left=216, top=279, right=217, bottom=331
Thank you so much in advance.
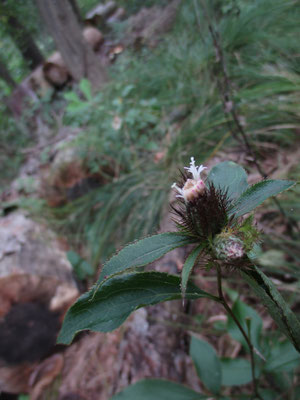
left=216, top=264, right=263, bottom=400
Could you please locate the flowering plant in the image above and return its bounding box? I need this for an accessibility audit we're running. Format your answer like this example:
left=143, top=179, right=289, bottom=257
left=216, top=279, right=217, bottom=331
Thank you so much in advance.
left=58, top=159, right=299, bottom=398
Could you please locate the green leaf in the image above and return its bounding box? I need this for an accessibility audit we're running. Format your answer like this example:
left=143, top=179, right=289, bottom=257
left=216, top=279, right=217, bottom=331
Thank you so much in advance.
left=207, top=161, right=249, bottom=201
left=58, top=271, right=216, bottom=345
left=264, top=340, right=300, bottom=372
left=181, top=245, right=204, bottom=298
left=190, top=336, right=222, bottom=394
left=227, top=297, right=262, bottom=351
left=259, top=389, right=280, bottom=400
left=96, top=233, right=197, bottom=287
left=64, top=91, right=81, bottom=103
left=79, top=78, right=92, bottom=101
left=229, top=180, right=296, bottom=217
left=111, top=379, right=205, bottom=400
left=241, top=265, right=300, bottom=353
left=220, top=358, right=252, bottom=386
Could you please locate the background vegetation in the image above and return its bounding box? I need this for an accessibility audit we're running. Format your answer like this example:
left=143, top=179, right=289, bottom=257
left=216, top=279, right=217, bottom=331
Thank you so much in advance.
left=0, top=0, right=299, bottom=398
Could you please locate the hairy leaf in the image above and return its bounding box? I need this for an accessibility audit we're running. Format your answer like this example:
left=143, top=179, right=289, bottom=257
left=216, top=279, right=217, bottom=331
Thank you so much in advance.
left=241, top=265, right=300, bottom=353
left=207, top=161, right=249, bottom=201
left=181, top=244, right=204, bottom=298
left=96, top=232, right=197, bottom=287
left=58, top=271, right=217, bottom=345
left=229, top=180, right=296, bottom=217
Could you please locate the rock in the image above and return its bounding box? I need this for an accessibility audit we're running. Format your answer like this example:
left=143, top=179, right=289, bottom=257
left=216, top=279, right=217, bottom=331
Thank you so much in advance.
left=0, top=212, right=78, bottom=317
left=27, top=66, right=53, bottom=97
left=0, top=211, right=79, bottom=394
left=83, top=26, right=104, bottom=51
left=43, top=52, right=70, bottom=88
left=40, top=142, right=113, bottom=207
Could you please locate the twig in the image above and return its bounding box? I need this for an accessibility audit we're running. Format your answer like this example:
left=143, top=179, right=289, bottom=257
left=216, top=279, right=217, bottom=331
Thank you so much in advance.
left=216, top=264, right=263, bottom=400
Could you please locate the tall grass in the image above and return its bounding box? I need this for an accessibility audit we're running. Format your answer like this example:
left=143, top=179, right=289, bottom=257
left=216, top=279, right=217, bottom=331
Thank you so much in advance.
left=49, top=0, right=300, bottom=267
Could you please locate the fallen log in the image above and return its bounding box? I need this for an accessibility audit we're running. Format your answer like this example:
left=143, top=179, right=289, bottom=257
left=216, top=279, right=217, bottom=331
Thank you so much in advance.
left=85, top=1, right=118, bottom=25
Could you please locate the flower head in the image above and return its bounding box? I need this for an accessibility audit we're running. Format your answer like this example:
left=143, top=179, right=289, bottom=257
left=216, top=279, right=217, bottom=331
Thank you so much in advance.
left=171, top=159, right=260, bottom=271
left=172, top=157, right=206, bottom=202
left=171, top=158, right=232, bottom=241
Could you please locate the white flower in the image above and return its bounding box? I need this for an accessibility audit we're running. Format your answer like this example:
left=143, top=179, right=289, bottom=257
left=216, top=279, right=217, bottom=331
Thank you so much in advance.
left=172, top=157, right=206, bottom=202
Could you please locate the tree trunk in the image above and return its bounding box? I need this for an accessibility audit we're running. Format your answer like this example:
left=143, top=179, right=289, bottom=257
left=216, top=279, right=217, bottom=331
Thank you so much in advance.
left=0, top=0, right=45, bottom=71
left=0, top=58, right=16, bottom=88
left=69, top=0, right=83, bottom=25
left=36, top=0, right=107, bottom=90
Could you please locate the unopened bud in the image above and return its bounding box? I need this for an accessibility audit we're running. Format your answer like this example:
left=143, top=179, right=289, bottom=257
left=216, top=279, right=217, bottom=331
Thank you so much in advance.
left=214, top=235, right=244, bottom=261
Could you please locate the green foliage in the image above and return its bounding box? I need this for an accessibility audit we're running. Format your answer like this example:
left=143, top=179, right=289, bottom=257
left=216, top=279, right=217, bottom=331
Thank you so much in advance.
left=111, top=299, right=300, bottom=398
left=111, top=379, right=204, bottom=400
left=96, top=232, right=196, bottom=286
left=58, top=162, right=299, bottom=355
left=0, top=106, right=31, bottom=192
left=18, top=395, right=30, bottom=400
left=181, top=244, right=204, bottom=298
left=227, top=297, right=263, bottom=351
left=229, top=180, right=296, bottom=218
left=57, top=271, right=216, bottom=345
left=67, top=250, right=94, bottom=280
left=190, top=336, right=222, bottom=394
left=241, top=265, right=300, bottom=353
left=207, top=161, right=249, bottom=201
left=220, top=358, right=252, bottom=386
left=47, top=0, right=300, bottom=268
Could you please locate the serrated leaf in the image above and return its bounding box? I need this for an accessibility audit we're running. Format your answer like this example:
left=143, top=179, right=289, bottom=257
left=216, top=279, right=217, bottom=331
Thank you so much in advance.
left=190, top=336, right=222, bottom=395
left=181, top=245, right=204, bottom=298
left=229, top=179, right=296, bottom=217
left=207, top=161, right=249, bottom=201
left=111, top=379, right=205, bottom=400
left=58, top=271, right=216, bottom=345
left=79, top=78, right=92, bottom=101
left=96, top=233, right=197, bottom=287
left=241, top=265, right=300, bottom=353
left=220, top=358, right=252, bottom=386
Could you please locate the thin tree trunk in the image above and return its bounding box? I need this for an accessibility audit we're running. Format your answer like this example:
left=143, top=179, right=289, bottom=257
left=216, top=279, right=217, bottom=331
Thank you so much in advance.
left=0, top=58, right=16, bottom=88
left=0, top=0, right=45, bottom=71
left=69, top=0, right=83, bottom=25
left=36, top=0, right=107, bottom=90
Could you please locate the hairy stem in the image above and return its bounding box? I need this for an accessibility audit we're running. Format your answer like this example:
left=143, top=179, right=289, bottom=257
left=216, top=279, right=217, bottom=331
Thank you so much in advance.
left=216, top=264, right=262, bottom=400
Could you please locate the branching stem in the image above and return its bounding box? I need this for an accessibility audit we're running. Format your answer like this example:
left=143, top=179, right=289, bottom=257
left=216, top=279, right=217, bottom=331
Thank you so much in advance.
left=216, top=264, right=263, bottom=400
